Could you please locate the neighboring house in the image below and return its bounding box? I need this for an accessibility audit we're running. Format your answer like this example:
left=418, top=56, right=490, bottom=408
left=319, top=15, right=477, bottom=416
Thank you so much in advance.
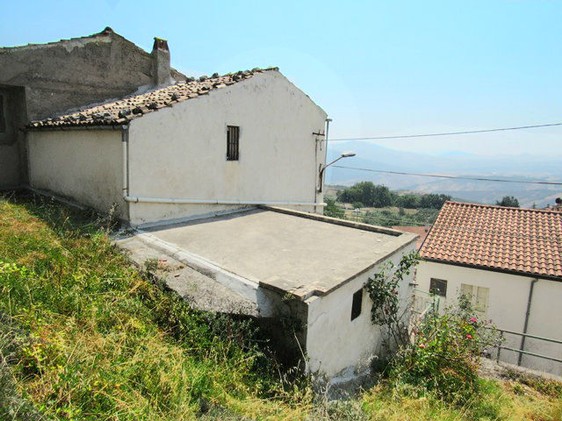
left=0, top=27, right=186, bottom=189
left=416, top=201, right=562, bottom=376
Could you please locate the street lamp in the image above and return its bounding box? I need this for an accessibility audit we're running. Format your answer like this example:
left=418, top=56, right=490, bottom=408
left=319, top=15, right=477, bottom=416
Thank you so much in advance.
left=317, top=151, right=356, bottom=193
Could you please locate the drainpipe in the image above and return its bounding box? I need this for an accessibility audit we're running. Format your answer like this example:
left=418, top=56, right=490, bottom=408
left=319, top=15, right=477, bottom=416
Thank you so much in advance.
left=324, top=118, right=332, bottom=169
left=121, top=125, right=130, bottom=221
left=318, top=118, right=332, bottom=195
left=518, top=278, right=538, bottom=366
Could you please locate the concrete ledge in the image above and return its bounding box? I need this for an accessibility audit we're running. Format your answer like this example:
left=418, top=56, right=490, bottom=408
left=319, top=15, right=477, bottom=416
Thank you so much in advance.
left=133, top=230, right=261, bottom=304
left=261, top=205, right=405, bottom=236
left=114, top=232, right=259, bottom=316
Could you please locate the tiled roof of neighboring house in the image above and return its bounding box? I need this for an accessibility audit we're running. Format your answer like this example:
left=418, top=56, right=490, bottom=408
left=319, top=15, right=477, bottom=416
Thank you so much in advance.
left=29, top=67, right=277, bottom=129
left=420, top=201, right=562, bottom=280
left=392, top=226, right=430, bottom=250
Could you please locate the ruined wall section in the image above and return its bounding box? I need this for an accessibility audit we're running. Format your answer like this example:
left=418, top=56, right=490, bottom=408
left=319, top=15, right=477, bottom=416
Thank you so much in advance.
left=0, top=29, right=185, bottom=120
left=0, top=28, right=186, bottom=188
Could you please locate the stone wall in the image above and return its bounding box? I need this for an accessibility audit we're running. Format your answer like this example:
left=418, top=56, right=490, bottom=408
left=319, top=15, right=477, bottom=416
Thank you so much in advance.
left=0, top=28, right=185, bottom=188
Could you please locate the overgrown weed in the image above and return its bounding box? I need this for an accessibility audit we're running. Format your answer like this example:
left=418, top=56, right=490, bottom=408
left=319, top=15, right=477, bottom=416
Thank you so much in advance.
left=0, top=194, right=310, bottom=419
left=1, top=192, right=560, bottom=420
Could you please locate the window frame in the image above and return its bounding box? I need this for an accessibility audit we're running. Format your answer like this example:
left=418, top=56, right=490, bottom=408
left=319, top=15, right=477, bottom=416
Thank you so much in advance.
left=351, top=288, right=363, bottom=321
left=461, top=283, right=489, bottom=314
left=429, top=278, right=448, bottom=297
left=226, top=125, right=239, bottom=161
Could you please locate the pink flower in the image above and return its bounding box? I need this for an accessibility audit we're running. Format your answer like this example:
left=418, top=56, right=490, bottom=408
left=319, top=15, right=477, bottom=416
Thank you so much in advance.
left=469, top=317, right=478, bottom=323
left=419, top=343, right=426, bottom=349
left=466, top=334, right=473, bottom=340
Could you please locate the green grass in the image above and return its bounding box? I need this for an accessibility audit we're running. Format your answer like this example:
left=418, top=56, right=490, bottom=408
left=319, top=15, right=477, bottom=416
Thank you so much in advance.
left=1, top=193, right=561, bottom=420
left=0, top=194, right=311, bottom=420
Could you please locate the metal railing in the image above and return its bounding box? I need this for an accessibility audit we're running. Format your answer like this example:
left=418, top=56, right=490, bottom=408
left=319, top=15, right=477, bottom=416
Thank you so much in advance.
left=496, top=329, right=562, bottom=366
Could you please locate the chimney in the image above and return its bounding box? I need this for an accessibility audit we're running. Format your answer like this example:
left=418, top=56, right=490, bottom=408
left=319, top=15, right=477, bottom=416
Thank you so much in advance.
left=152, top=37, right=171, bottom=87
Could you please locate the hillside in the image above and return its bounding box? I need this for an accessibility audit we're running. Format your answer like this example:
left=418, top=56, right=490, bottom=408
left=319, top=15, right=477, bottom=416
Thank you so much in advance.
left=1, top=194, right=561, bottom=420
left=326, top=143, right=562, bottom=207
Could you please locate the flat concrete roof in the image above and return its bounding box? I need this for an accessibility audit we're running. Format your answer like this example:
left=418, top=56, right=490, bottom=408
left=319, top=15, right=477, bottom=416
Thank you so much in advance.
left=143, top=208, right=417, bottom=299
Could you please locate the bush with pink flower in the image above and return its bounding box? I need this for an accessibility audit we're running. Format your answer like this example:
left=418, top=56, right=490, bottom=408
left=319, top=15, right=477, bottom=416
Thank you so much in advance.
left=389, top=297, right=501, bottom=404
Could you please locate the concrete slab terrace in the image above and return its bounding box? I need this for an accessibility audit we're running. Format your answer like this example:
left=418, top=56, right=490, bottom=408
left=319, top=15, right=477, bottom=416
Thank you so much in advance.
left=140, top=207, right=417, bottom=300
left=114, top=233, right=258, bottom=315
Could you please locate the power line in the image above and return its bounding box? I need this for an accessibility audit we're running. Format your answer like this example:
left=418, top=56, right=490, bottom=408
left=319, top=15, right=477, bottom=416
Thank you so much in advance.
left=329, top=122, right=562, bottom=142
left=332, top=165, right=562, bottom=186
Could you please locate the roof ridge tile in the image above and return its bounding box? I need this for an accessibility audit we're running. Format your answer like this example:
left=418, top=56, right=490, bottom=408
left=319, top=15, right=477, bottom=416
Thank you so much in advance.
left=29, top=67, right=280, bottom=129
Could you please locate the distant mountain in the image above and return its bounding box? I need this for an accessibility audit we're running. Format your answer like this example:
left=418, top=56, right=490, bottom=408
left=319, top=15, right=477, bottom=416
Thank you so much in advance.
left=326, top=143, right=562, bottom=207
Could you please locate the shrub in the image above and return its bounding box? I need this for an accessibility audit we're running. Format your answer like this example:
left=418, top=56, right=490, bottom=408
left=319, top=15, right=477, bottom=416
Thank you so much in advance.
left=366, top=252, right=419, bottom=353
left=324, top=197, right=345, bottom=219
left=389, top=300, right=500, bottom=404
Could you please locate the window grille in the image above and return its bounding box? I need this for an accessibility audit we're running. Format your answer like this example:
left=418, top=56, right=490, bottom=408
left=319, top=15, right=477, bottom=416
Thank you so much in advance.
left=226, top=125, right=239, bottom=160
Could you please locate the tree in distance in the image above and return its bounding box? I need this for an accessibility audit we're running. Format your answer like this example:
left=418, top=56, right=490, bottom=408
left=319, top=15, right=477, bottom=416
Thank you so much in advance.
left=496, top=196, right=520, bottom=208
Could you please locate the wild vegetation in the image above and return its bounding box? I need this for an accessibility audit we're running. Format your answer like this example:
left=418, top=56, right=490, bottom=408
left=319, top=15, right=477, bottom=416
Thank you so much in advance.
left=336, top=182, right=452, bottom=210
left=496, top=195, right=520, bottom=208
left=1, top=193, right=561, bottom=420
left=324, top=182, right=451, bottom=227
left=0, top=194, right=310, bottom=420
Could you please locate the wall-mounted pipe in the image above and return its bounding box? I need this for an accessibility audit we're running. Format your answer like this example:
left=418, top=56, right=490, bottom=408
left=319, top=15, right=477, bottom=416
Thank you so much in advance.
left=121, top=125, right=129, bottom=195
left=121, top=124, right=130, bottom=221
left=518, top=278, right=538, bottom=366
left=123, top=195, right=325, bottom=207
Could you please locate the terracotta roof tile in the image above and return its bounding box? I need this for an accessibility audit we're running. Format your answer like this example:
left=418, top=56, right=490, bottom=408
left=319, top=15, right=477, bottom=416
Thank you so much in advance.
left=420, top=202, right=562, bottom=280
left=391, top=225, right=430, bottom=249
left=29, top=67, right=278, bottom=129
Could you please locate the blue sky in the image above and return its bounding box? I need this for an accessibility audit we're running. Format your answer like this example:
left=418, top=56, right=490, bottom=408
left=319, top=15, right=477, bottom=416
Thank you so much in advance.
left=2, top=0, right=561, bottom=157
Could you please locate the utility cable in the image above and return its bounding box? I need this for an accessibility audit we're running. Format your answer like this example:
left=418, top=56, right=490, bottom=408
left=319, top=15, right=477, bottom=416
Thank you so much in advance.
left=329, top=122, right=562, bottom=142
left=332, top=165, right=562, bottom=186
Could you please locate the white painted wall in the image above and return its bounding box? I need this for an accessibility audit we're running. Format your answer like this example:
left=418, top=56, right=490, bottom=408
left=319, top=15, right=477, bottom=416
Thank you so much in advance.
left=305, top=242, right=416, bottom=382
left=27, top=130, right=126, bottom=219
left=127, top=71, right=327, bottom=225
left=522, top=279, right=562, bottom=376
left=416, top=261, right=562, bottom=376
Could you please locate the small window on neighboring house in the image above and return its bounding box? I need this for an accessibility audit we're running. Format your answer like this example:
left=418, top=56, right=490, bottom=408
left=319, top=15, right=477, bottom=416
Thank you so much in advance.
left=226, top=125, right=239, bottom=160
left=0, top=95, right=5, bottom=133
left=351, top=289, right=363, bottom=321
left=430, top=278, right=448, bottom=297
left=461, top=284, right=490, bottom=314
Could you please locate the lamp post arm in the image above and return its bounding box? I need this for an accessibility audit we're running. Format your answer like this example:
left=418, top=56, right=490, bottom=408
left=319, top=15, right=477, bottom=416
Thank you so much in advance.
left=317, top=152, right=355, bottom=193
left=318, top=156, right=344, bottom=193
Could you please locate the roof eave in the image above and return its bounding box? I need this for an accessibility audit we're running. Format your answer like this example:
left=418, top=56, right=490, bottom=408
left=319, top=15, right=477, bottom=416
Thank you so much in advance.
left=26, top=123, right=126, bottom=132
left=421, top=257, right=562, bottom=283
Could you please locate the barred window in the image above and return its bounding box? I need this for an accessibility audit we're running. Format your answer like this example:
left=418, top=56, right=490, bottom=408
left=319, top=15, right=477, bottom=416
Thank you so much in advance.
left=226, top=125, right=239, bottom=161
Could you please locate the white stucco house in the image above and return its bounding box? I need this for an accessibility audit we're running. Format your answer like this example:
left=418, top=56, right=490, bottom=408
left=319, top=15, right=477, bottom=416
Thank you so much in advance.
left=27, top=68, right=328, bottom=226
left=23, top=54, right=419, bottom=386
left=416, top=201, right=562, bottom=376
